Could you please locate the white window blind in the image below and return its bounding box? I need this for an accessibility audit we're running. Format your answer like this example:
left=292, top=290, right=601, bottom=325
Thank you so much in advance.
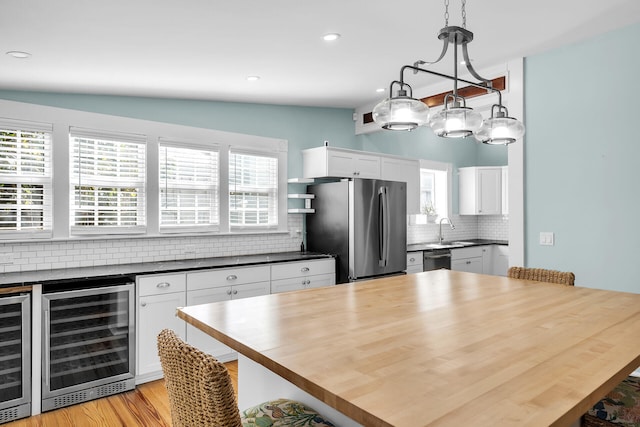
left=229, top=151, right=278, bottom=228
left=0, top=119, right=53, bottom=238
left=69, top=127, right=146, bottom=235
left=159, top=142, right=219, bottom=232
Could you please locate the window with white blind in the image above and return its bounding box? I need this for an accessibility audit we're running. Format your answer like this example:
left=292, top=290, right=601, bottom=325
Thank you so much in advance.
left=229, top=151, right=278, bottom=228
left=0, top=119, right=53, bottom=238
left=159, top=141, right=219, bottom=232
left=69, top=128, right=146, bottom=235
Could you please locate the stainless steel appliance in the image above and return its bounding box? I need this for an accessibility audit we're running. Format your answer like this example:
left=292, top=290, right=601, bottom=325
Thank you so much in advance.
left=41, top=277, right=135, bottom=412
left=306, top=179, right=406, bottom=283
left=0, top=292, right=30, bottom=424
left=423, top=249, right=451, bottom=271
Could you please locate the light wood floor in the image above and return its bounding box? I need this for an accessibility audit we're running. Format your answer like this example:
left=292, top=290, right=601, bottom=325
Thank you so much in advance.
left=5, top=361, right=238, bottom=427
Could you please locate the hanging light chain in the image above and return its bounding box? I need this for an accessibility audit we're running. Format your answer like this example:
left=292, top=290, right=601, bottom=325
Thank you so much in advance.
left=461, top=0, right=467, bottom=28
left=444, top=0, right=450, bottom=27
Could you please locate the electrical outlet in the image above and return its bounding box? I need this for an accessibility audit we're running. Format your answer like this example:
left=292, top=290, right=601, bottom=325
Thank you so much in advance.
left=539, top=232, right=554, bottom=246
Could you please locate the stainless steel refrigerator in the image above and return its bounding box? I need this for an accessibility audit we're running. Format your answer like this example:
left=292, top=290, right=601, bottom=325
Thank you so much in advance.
left=306, top=179, right=407, bottom=283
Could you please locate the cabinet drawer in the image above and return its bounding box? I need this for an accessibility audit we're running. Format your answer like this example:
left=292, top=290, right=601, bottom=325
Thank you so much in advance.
left=187, top=265, right=270, bottom=291
left=137, top=273, right=186, bottom=297
left=271, top=273, right=335, bottom=294
left=271, top=259, right=335, bottom=280
left=406, top=251, right=422, bottom=267
left=451, top=246, right=483, bottom=260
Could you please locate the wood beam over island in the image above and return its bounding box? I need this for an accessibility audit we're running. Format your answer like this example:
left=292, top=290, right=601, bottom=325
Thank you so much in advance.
left=177, top=270, right=640, bottom=426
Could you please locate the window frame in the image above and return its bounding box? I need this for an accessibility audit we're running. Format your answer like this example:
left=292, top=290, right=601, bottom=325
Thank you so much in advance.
left=0, top=99, right=289, bottom=242
left=158, top=138, right=220, bottom=234
left=228, top=149, right=280, bottom=230
left=0, top=118, right=53, bottom=239
left=69, top=127, right=147, bottom=235
left=413, top=159, right=452, bottom=224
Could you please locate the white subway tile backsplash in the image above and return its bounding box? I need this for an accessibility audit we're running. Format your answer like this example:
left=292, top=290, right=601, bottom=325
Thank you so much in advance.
left=0, top=215, right=304, bottom=274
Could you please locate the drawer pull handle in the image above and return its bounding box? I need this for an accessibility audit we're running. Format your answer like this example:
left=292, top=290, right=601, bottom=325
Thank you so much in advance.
left=233, top=290, right=238, bottom=295
left=409, top=257, right=415, bottom=262
left=141, top=302, right=147, bottom=307
left=301, top=267, right=310, bottom=273
left=227, top=275, right=238, bottom=281
left=157, top=282, right=170, bottom=289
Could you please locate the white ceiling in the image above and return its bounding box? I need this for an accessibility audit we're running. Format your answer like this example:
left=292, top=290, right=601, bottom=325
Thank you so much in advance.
left=1, top=0, right=639, bottom=109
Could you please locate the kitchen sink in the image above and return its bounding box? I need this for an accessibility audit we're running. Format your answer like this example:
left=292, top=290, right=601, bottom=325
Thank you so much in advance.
left=425, top=243, right=465, bottom=249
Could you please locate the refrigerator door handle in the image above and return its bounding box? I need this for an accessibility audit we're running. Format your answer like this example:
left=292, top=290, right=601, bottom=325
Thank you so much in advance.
left=378, top=186, right=390, bottom=267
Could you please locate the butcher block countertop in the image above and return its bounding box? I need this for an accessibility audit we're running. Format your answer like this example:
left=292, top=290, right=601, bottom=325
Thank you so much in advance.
left=178, top=270, right=640, bottom=427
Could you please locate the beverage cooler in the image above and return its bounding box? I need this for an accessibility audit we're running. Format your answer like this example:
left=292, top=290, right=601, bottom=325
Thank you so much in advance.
left=41, top=278, right=135, bottom=412
left=0, top=292, right=30, bottom=424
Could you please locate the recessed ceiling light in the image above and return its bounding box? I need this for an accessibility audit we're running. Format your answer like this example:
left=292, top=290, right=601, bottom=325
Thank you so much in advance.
left=376, top=88, right=385, bottom=93
left=246, top=76, right=260, bottom=82
left=6, top=51, right=31, bottom=59
left=323, top=33, right=341, bottom=42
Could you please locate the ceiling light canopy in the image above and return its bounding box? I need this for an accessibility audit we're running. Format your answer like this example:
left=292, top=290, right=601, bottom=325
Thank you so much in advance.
left=372, top=0, right=525, bottom=145
left=322, top=33, right=341, bottom=42
left=6, top=50, right=31, bottom=59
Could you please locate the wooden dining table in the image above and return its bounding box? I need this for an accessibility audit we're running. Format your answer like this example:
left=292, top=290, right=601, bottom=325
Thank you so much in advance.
left=177, top=270, right=640, bottom=426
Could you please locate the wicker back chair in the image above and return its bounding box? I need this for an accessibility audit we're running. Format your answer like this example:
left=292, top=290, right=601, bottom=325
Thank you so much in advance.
left=157, top=329, right=335, bottom=427
left=507, top=266, right=575, bottom=286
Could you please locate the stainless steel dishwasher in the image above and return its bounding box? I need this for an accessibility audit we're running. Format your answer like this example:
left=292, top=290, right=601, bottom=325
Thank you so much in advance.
left=423, top=249, right=451, bottom=271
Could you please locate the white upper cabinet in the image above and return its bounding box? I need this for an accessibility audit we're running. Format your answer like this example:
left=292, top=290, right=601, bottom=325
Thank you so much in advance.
left=380, top=157, right=420, bottom=215
left=459, top=167, right=503, bottom=215
left=303, top=146, right=380, bottom=179
left=302, top=146, right=420, bottom=214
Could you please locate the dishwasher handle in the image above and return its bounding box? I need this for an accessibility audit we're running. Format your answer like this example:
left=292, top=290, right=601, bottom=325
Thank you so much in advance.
left=424, top=253, right=451, bottom=259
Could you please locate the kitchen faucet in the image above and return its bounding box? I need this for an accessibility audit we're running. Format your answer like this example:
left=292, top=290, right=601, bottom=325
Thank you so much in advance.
left=438, top=217, right=455, bottom=244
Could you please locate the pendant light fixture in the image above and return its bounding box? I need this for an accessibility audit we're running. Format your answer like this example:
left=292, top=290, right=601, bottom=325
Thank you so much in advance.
left=372, top=0, right=525, bottom=144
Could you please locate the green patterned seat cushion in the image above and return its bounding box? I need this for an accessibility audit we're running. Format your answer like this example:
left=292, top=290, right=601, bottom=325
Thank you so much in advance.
left=587, top=376, right=640, bottom=425
left=241, top=398, right=335, bottom=427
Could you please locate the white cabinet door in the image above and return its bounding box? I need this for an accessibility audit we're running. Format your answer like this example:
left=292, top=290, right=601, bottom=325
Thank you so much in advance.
left=459, top=167, right=502, bottom=215
left=381, top=157, right=420, bottom=214
left=406, top=251, right=423, bottom=274
left=302, top=147, right=380, bottom=179
left=481, top=246, right=493, bottom=275
left=271, top=273, right=334, bottom=293
left=326, top=150, right=380, bottom=178
left=492, top=245, right=509, bottom=276
left=186, top=281, right=270, bottom=358
left=137, top=291, right=186, bottom=380
left=478, top=168, right=501, bottom=215
left=136, top=273, right=186, bottom=383
left=451, top=257, right=483, bottom=273
left=271, top=258, right=336, bottom=293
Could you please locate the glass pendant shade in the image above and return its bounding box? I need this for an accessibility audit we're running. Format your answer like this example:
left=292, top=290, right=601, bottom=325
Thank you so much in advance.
left=428, top=106, right=483, bottom=138
left=475, top=116, right=525, bottom=145
left=372, top=96, right=430, bottom=131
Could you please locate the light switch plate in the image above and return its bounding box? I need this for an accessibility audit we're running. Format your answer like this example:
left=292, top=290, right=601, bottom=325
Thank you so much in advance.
left=539, top=232, right=554, bottom=246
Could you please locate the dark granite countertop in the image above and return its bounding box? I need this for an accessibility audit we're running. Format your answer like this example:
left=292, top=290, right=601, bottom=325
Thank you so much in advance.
left=407, top=239, right=508, bottom=252
left=0, top=251, right=333, bottom=287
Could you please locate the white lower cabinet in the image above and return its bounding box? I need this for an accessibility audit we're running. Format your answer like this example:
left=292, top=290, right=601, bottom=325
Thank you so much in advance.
left=136, top=272, right=186, bottom=383
left=451, top=245, right=509, bottom=276
left=451, top=247, right=484, bottom=274
left=135, top=258, right=335, bottom=384
left=406, top=251, right=423, bottom=274
left=186, top=265, right=270, bottom=361
left=271, top=258, right=335, bottom=293
left=492, top=245, right=509, bottom=276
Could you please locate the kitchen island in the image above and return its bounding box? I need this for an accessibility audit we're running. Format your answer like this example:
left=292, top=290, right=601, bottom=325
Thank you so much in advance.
left=177, top=270, right=640, bottom=426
